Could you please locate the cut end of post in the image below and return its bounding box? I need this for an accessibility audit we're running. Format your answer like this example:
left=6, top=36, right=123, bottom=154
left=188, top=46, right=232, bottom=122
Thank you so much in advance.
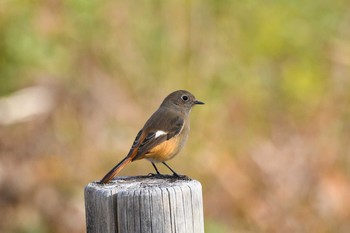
left=94, top=174, right=192, bottom=186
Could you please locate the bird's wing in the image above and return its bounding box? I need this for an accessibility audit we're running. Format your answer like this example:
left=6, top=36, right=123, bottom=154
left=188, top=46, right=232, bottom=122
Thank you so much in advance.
left=130, top=115, right=184, bottom=161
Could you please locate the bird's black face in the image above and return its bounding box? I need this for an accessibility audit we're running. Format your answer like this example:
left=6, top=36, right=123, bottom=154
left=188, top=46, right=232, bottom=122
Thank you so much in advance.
left=162, top=90, right=204, bottom=110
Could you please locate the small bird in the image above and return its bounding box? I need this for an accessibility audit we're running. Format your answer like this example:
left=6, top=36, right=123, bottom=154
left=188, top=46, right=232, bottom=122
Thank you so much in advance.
left=100, top=90, right=204, bottom=183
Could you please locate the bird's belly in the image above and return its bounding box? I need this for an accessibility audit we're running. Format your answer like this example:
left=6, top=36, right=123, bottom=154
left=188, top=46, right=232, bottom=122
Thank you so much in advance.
left=145, top=136, right=184, bottom=162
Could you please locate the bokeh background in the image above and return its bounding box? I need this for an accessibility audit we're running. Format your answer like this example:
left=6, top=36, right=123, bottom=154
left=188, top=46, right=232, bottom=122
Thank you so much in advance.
left=1, top=0, right=350, bottom=232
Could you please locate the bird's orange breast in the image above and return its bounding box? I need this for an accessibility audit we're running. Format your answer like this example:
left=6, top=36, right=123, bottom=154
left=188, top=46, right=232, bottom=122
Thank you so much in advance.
left=144, top=136, right=182, bottom=162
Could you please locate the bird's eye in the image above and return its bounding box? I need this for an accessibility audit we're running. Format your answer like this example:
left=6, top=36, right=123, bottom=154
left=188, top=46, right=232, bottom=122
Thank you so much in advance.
left=181, top=95, right=189, bottom=101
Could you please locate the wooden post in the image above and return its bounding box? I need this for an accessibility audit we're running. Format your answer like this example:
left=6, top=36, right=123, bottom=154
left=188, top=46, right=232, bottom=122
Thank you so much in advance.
left=84, top=175, right=204, bottom=233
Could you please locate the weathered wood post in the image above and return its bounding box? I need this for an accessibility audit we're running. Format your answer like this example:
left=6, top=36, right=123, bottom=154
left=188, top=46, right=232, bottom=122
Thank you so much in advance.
left=84, top=175, right=204, bottom=233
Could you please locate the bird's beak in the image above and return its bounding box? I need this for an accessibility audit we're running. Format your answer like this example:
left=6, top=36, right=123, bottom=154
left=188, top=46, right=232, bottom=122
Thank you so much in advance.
left=193, top=100, right=205, bottom=105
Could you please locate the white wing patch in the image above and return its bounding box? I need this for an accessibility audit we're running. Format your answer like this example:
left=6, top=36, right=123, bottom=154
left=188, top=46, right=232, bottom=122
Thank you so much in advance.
left=155, top=130, right=167, bottom=138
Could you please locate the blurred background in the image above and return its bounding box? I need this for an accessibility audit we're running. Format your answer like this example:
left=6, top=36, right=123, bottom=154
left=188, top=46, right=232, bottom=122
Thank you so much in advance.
left=1, top=0, right=350, bottom=232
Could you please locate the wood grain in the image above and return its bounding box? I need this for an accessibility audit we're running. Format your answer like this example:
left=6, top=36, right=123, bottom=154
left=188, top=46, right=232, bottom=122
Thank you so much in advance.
left=84, top=175, right=204, bottom=233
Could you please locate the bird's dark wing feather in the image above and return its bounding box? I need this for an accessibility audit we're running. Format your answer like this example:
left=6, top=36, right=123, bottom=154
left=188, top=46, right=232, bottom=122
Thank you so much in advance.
left=131, top=115, right=184, bottom=161
left=166, top=115, right=184, bottom=139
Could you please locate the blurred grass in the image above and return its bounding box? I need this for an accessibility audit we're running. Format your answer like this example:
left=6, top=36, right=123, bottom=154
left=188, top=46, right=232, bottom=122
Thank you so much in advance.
left=1, top=0, right=350, bottom=232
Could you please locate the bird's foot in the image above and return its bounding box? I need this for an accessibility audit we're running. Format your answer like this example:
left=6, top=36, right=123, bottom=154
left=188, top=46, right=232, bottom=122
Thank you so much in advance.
left=172, top=173, right=189, bottom=179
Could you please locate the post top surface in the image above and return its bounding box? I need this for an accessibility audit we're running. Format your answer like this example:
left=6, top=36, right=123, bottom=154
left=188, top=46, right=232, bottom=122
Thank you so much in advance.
left=85, top=175, right=201, bottom=194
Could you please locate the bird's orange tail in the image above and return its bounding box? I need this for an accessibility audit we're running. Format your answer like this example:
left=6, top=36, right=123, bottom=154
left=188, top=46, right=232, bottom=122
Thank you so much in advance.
left=100, top=156, right=132, bottom=183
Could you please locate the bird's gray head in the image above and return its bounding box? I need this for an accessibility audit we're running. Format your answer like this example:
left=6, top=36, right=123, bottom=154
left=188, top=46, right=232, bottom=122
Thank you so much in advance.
left=160, top=90, right=204, bottom=112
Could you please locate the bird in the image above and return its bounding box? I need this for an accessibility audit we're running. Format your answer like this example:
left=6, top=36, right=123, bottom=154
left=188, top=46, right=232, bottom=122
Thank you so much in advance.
left=100, top=90, right=204, bottom=183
